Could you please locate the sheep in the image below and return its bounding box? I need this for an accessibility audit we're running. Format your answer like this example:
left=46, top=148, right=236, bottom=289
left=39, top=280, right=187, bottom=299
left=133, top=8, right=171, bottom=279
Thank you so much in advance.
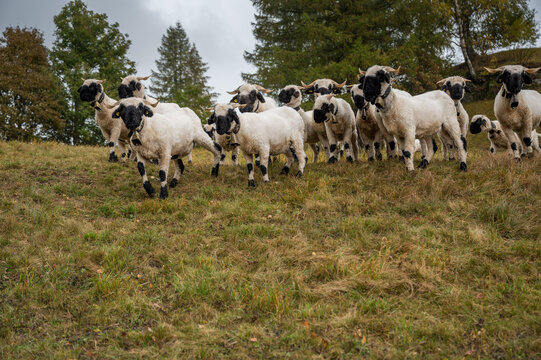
left=362, top=65, right=467, bottom=172
left=436, top=76, right=471, bottom=160
left=278, top=85, right=329, bottom=162
left=78, top=78, right=131, bottom=162
left=484, top=65, right=541, bottom=161
left=118, top=75, right=193, bottom=163
left=301, top=79, right=347, bottom=95
left=210, top=103, right=306, bottom=187
left=105, top=98, right=222, bottom=199
left=349, top=82, right=401, bottom=160
left=203, top=122, right=240, bottom=165
left=227, top=84, right=276, bottom=113
left=312, top=94, right=359, bottom=163
left=470, top=114, right=540, bottom=155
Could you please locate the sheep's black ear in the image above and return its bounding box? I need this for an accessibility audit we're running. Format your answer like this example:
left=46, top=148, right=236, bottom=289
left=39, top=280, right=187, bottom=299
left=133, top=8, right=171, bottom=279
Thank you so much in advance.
left=358, top=76, right=365, bottom=84
left=496, top=74, right=504, bottom=84
left=332, top=87, right=342, bottom=94
left=230, top=95, right=239, bottom=103
left=305, top=87, right=314, bottom=94
left=129, top=81, right=137, bottom=91
left=136, top=82, right=142, bottom=91
left=227, top=108, right=239, bottom=124
left=143, top=106, right=153, bottom=117
left=329, top=104, right=335, bottom=113
left=440, top=85, right=447, bottom=91
left=464, top=84, right=471, bottom=93
left=257, top=91, right=266, bottom=103
left=77, top=86, right=83, bottom=93
left=112, top=106, right=122, bottom=118
left=523, top=72, right=532, bottom=84
left=207, top=113, right=216, bottom=125
left=384, top=73, right=390, bottom=83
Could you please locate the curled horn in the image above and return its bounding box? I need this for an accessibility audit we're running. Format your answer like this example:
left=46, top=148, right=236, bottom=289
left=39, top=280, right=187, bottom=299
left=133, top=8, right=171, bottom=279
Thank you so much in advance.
left=436, top=79, right=447, bottom=86
left=383, top=66, right=401, bottom=75
left=524, top=67, right=541, bottom=74
left=81, top=78, right=86, bottom=82
left=254, top=84, right=272, bottom=93
left=144, top=99, right=159, bottom=107
left=137, top=75, right=151, bottom=81
left=97, top=79, right=106, bottom=84
left=484, top=67, right=505, bottom=74
left=301, top=80, right=317, bottom=89
left=464, top=79, right=472, bottom=83
left=359, top=68, right=366, bottom=76
left=227, top=86, right=240, bottom=95
left=331, top=80, right=347, bottom=88
left=104, top=101, right=120, bottom=110
left=231, top=103, right=247, bottom=109
left=204, top=106, right=215, bottom=112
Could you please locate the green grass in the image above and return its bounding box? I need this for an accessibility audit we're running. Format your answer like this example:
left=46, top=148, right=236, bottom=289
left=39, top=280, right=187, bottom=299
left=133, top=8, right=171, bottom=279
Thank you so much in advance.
left=1, top=139, right=540, bottom=359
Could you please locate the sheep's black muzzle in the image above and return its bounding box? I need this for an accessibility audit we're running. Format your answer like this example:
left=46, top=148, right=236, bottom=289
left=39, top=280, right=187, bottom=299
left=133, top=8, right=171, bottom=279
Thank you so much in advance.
left=278, top=90, right=292, bottom=104
left=352, top=95, right=365, bottom=110
left=469, top=119, right=483, bottom=134
left=118, top=84, right=133, bottom=99
left=449, top=85, right=464, bottom=100
left=362, top=77, right=380, bottom=105
left=122, top=107, right=143, bottom=131
left=215, top=116, right=231, bottom=135
left=313, top=108, right=329, bottom=123
left=78, top=85, right=98, bottom=102
left=316, top=87, right=331, bottom=95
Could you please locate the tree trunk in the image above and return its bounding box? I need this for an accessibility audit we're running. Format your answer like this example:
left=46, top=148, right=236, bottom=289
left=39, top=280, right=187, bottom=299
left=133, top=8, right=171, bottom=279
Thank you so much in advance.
left=454, top=0, right=476, bottom=80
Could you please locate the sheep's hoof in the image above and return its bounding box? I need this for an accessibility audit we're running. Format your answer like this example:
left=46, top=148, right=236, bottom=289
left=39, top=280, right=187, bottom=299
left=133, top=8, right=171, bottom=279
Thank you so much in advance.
left=417, top=159, right=429, bottom=169
left=515, top=157, right=522, bottom=163
left=376, top=153, right=383, bottom=161
left=255, top=160, right=260, bottom=167
left=211, top=164, right=220, bottom=177
left=152, top=159, right=159, bottom=165
left=459, top=162, right=467, bottom=172
left=109, top=153, right=118, bottom=162
left=328, top=156, right=337, bottom=164
left=368, top=157, right=374, bottom=162
left=169, top=178, right=179, bottom=188
left=248, top=180, right=256, bottom=187
left=280, top=166, right=290, bottom=175
left=346, top=156, right=353, bottom=163
left=296, top=171, right=303, bottom=178
left=159, top=186, right=168, bottom=199
left=143, top=181, right=155, bottom=197
left=399, top=156, right=405, bottom=164
left=339, top=150, right=344, bottom=157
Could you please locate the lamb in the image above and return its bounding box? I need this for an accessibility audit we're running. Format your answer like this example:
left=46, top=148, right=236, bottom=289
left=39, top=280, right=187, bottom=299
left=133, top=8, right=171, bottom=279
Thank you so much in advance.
left=470, top=114, right=540, bottom=155
left=484, top=65, right=541, bottom=161
left=312, top=94, right=359, bottom=163
left=118, top=75, right=193, bottom=162
left=349, top=82, right=400, bottom=160
left=78, top=79, right=131, bottom=162
left=301, top=79, right=347, bottom=95
left=362, top=65, right=467, bottom=171
left=203, top=122, right=240, bottom=165
left=210, top=103, right=306, bottom=187
left=227, top=84, right=276, bottom=113
left=105, top=98, right=222, bottom=199
left=436, top=76, right=471, bottom=160
left=278, top=85, right=329, bottom=162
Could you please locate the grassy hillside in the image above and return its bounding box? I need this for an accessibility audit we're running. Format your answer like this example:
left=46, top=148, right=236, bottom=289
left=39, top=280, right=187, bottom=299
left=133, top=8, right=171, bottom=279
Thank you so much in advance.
left=1, top=139, right=540, bottom=359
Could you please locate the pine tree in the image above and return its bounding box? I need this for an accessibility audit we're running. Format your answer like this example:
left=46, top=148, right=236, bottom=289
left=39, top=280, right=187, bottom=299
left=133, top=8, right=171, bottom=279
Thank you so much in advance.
left=0, top=27, right=64, bottom=141
left=50, top=0, right=135, bottom=145
left=150, top=22, right=215, bottom=119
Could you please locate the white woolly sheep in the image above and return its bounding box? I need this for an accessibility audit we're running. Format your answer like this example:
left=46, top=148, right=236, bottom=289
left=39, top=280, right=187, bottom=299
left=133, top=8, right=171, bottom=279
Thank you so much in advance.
left=78, top=79, right=131, bottom=162
left=436, top=76, right=471, bottom=160
left=278, top=85, right=329, bottom=162
left=313, top=94, right=359, bottom=163
left=119, top=75, right=193, bottom=162
left=484, top=65, right=541, bottom=160
left=362, top=65, right=467, bottom=171
left=106, top=98, right=222, bottom=199
left=210, top=103, right=306, bottom=187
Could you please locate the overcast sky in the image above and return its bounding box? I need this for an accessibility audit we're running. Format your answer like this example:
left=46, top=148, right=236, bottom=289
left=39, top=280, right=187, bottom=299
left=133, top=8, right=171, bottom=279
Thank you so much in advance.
left=1, top=0, right=541, bottom=103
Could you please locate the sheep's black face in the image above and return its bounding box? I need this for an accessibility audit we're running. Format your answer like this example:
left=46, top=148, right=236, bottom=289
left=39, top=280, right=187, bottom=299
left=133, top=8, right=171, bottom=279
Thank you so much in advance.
left=498, top=70, right=532, bottom=95
left=315, top=84, right=332, bottom=95
left=215, top=109, right=238, bottom=135
left=112, top=103, right=154, bottom=130
left=469, top=116, right=486, bottom=135
left=78, top=83, right=101, bottom=102
left=231, top=90, right=265, bottom=113
left=278, top=88, right=298, bottom=103
left=351, top=86, right=366, bottom=110
left=448, top=83, right=465, bottom=100
left=313, top=103, right=335, bottom=123
left=363, top=71, right=389, bottom=104
left=118, top=80, right=141, bottom=99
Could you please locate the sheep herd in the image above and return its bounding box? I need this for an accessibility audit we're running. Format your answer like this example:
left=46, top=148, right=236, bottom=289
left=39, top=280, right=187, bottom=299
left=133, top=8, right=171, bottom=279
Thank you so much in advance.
left=77, top=64, right=541, bottom=199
